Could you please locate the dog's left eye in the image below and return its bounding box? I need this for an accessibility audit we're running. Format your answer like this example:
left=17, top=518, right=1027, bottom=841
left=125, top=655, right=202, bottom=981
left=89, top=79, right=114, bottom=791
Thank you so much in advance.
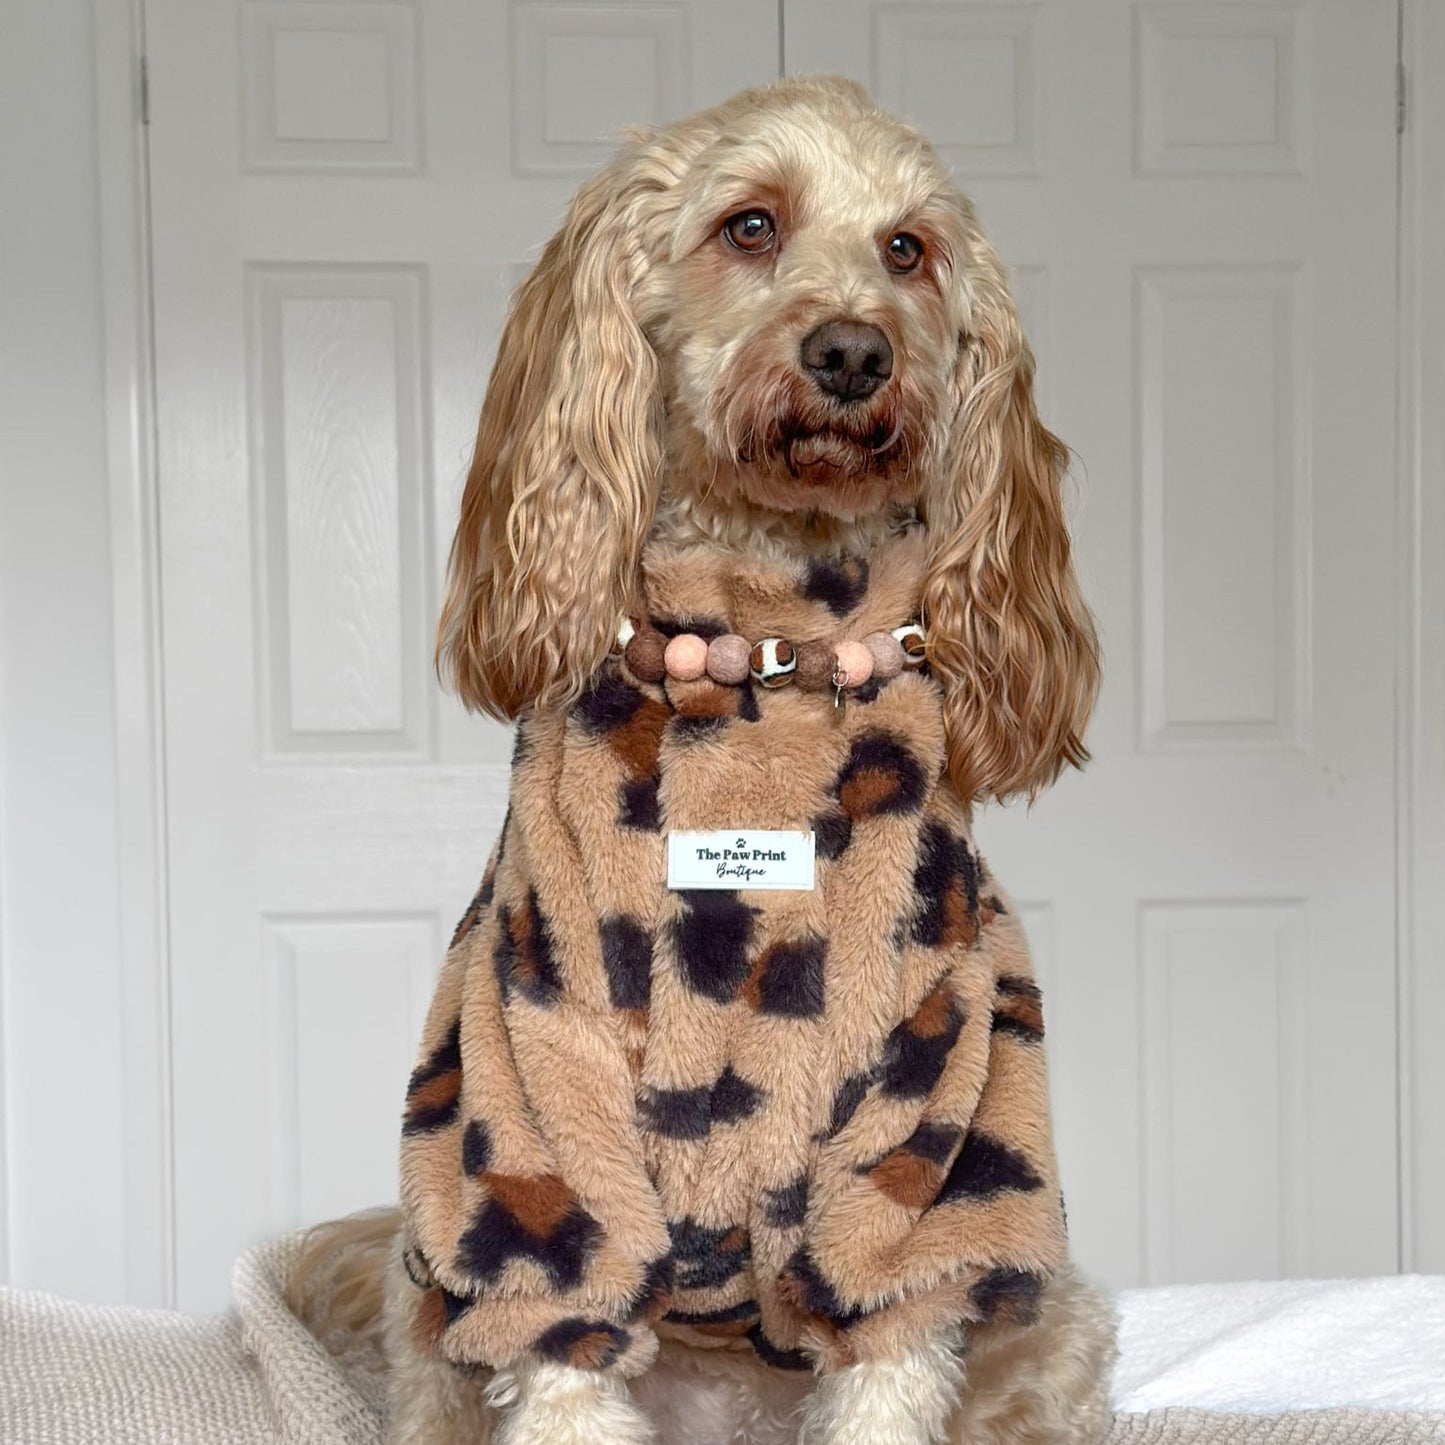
left=884, top=233, right=925, bottom=272
left=723, top=210, right=777, bottom=253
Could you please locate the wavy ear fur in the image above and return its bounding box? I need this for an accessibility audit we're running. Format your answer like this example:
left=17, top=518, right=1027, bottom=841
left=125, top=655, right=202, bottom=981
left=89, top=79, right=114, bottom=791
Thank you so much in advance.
left=922, top=234, right=1100, bottom=803
left=437, top=151, right=663, bottom=719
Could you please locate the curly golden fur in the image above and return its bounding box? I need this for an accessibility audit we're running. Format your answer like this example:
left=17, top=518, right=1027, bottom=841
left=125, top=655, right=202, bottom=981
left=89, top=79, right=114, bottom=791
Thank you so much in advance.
left=437, top=76, right=1098, bottom=804
left=289, top=1211, right=1117, bottom=1445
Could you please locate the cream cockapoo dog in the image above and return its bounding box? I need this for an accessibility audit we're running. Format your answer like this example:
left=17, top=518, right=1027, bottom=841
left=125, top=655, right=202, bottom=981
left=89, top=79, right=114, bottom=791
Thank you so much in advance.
left=291, top=76, right=1117, bottom=1445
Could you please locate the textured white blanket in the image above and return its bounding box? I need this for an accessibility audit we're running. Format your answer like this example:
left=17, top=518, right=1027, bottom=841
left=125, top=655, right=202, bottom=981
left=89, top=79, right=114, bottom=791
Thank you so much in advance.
left=1112, top=1276, right=1445, bottom=1415
left=1, top=1235, right=1441, bottom=1445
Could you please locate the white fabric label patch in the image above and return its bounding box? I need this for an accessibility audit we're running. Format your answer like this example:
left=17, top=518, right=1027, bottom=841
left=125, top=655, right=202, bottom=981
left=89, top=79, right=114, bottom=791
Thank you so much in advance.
left=666, top=830, right=816, bottom=891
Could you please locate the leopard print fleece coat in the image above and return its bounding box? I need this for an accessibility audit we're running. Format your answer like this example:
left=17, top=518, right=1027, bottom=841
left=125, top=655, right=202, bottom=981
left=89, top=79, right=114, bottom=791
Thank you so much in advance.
left=396, top=527, right=1066, bottom=1379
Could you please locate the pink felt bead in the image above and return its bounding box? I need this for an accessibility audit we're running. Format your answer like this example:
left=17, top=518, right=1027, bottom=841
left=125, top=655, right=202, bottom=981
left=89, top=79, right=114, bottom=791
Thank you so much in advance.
left=706, top=634, right=751, bottom=685
left=863, top=631, right=905, bottom=680
left=833, top=640, right=875, bottom=688
left=664, top=633, right=709, bottom=681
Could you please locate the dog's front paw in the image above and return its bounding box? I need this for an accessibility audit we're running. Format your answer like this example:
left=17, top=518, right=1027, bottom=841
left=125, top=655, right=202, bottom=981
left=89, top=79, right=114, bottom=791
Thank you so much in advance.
left=800, top=1340, right=963, bottom=1445
left=492, top=1360, right=653, bottom=1445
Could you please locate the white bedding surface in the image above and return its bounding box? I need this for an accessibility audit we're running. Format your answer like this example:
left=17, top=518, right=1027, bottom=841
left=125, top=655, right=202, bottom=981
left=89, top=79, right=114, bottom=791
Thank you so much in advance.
left=1, top=1239, right=1442, bottom=1445
left=1112, top=1275, right=1445, bottom=1415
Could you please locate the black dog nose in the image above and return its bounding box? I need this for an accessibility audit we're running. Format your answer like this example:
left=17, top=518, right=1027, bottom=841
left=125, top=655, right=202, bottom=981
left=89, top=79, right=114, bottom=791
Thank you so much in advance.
left=800, top=321, right=893, bottom=402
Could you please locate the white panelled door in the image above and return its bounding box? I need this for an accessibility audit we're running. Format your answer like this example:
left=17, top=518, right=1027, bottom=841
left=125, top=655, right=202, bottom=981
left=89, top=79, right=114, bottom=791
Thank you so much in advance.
left=786, top=0, right=1400, bottom=1286
left=146, top=0, right=780, bottom=1310
left=148, top=0, right=1401, bottom=1308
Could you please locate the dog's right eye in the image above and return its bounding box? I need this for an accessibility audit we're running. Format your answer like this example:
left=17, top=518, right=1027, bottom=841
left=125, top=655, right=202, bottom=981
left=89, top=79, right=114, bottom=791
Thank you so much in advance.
left=722, top=210, right=777, bottom=253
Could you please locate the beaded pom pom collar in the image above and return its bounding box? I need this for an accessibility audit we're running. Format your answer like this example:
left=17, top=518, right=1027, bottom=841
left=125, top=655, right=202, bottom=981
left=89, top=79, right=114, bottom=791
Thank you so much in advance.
left=617, top=616, right=927, bottom=699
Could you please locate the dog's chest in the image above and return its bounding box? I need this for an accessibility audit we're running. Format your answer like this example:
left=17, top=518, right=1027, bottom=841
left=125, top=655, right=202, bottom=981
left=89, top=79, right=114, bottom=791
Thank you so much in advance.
left=400, top=540, right=1063, bottom=1373
left=549, top=654, right=969, bottom=1290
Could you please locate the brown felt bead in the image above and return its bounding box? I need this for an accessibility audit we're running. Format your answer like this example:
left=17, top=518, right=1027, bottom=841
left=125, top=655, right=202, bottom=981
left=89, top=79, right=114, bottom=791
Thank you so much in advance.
left=624, top=629, right=667, bottom=683
left=792, top=639, right=836, bottom=691
left=863, top=631, right=905, bottom=680
left=706, top=634, right=752, bottom=684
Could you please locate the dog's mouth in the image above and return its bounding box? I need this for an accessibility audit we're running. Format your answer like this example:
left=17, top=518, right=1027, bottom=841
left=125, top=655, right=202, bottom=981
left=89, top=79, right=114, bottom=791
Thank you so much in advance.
left=772, top=416, right=905, bottom=479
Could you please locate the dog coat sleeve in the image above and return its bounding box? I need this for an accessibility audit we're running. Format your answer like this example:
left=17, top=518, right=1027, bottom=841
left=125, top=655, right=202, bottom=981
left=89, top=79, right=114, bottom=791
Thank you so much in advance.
left=398, top=716, right=673, bottom=1377
left=775, top=837, right=1068, bottom=1372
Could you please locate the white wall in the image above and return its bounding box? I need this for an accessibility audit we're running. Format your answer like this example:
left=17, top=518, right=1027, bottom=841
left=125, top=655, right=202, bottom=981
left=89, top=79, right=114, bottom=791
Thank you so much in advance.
left=1402, top=0, right=1445, bottom=1278
left=0, top=0, right=1440, bottom=1308
left=0, top=0, right=130, bottom=1301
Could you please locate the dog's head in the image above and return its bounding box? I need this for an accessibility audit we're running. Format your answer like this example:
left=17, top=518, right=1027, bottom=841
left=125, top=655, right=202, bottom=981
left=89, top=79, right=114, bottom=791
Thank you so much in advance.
left=440, top=77, right=1098, bottom=802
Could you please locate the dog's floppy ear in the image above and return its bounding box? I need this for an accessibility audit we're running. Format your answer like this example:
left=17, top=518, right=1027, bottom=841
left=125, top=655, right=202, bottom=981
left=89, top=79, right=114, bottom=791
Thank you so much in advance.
left=437, top=151, right=663, bottom=719
left=921, top=230, right=1100, bottom=803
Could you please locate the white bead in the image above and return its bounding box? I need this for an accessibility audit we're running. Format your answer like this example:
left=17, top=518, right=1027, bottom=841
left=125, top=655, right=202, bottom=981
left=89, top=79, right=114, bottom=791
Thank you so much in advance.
left=892, top=623, right=927, bottom=668
left=749, top=638, right=797, bottom=688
